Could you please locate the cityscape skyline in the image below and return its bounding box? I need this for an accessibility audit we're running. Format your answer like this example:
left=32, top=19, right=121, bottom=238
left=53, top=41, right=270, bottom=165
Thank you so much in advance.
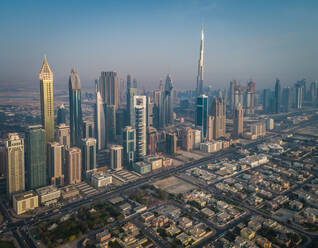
left=1, top=0, right=318, bottom=90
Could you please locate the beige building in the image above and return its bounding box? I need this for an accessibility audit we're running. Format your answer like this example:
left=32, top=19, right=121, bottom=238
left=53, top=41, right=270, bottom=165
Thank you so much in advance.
left=233, top=103, right=244, bottom=138
left=211, top=96, right=226, bottom=139
left=144, top=156, right=162, bottom=170
left=13, top=190, right=38, bottom=215
left=35, top=185, right=61, bottom=206
left=55, top=123, right=70, bottom=148
left=65, top=147, right=82, bottom=184
left=181, top=128, right=194, bottom=151
left=47, top=142, right=65, bottom=186
left=207, top=116, right=214, bottom=141
left=39, top=56, right=55, bottom=143
left=110, top=145, right=123, bottom=171
left=5, top=133, right=25, bottom=197
left=99, top=71, right=119, bottom=108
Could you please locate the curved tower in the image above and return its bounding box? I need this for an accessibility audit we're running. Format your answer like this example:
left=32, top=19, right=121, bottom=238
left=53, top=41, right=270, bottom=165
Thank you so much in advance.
left=196, top=26, right=204, bottom=96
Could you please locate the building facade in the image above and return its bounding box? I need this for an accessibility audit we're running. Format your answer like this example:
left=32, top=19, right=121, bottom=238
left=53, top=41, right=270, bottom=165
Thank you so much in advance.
left=134, top=96, right=147, bottom=160
left=123, top=126, right=136, bottom=166
left=110, top=145, right=123, bottom=171
left=55, top=123, right=70, bottom=149
left=47, top=142, right=65, bottom=186
left=233, top=103, right=244, bottom=138
left=65, top=147, right=82, bottom=185
left=81, top=138, right=96, bottom=178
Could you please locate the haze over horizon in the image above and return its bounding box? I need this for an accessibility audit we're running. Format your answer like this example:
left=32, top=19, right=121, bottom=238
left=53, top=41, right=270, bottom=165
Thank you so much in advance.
left=1, top=0, right=317, bottom=90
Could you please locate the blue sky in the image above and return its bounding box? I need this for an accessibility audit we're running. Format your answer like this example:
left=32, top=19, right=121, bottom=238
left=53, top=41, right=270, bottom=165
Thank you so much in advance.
left=0, top=0, right=317, bottom=90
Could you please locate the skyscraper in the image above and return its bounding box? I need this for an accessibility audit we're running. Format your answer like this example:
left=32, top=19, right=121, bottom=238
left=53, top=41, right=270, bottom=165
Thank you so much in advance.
left=25, top=125, right=47, bottom=190
left=282, top=87, right=292, bottom=112
left=295, top=85, right=303, bottom=109
left=82, top=120, right=95, bottom=139
left=166, top=133, right=177, bottom=155
left=146, top=97, right=154, bottom=127
left=196, top=26, right=204, bottom=96
left=211, top=97, right=226, bottom=139
left=69, top=68, right=82, bottom=146
left=207, top=116, right=214, bottom=142
left=164, top=74, right=174, bottom=126
left=65, top=147, right=82, bottom=185
left=99, top=71, right=119, bottom=107
left=127, top=87, right=137, bottom=126
left=195, top=94, right=208, bottom=140
left=134, top=95, right=147, bottom=160
left=146, top=127, right=157, bottom=155
left=96, top=90, right=106, bottom=150
left=110, top=145, right=123, bottom=171
left=47, top=142, right=65, bottom=186
left=105, top=105, right=117, bottom=144
left=123, top=126, right=136, bottom=166
left=5, top=133, right=25, bottom=197
left=39, top=56, right=55, bottom=143
left=55, top=123, right=70, bottom=149
left=274, top=78, right=281, bottom=114
left=57, top=104, right=67, bottom=125
left=81, top=138, right=96, bottom=178
left=233, top=103, right=244, bottom=138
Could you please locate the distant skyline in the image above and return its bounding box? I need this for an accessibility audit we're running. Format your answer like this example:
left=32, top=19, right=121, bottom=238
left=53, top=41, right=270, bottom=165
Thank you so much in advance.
left=0, top=0, right=317, bottom=90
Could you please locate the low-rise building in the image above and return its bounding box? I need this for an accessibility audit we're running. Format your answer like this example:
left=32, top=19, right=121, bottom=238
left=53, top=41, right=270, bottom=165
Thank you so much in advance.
left=133, top=161, right=152, bottom=174
left=35, top=185, right=61, bottom=206
left=13, top=190, right=38, bottom=215
left=96, top=230, right=111, bottom=243
left=178, top=217, right=192, bottom=229
left=144, top=156, right=162, bottom=170
left=60, top=185, right=80, bottom=200
left=240, top=227, right=256, bottom=240
left=90, top=172, right=112, bottom=188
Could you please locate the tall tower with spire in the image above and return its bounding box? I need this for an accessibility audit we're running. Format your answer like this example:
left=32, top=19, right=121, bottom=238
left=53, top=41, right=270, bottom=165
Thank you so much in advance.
left=39, top=56, right=55, bottom=143
left=196, top=26, right=204, bottom=96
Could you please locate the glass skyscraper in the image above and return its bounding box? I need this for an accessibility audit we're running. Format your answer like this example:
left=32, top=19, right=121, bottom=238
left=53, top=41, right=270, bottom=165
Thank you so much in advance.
left=25, top=125, right=47, bottom=189
left=81, top=138, right=96, bottom=178
left=196, top=94, right=208, bottom=139
left=69, top=68, right=82, bottom=146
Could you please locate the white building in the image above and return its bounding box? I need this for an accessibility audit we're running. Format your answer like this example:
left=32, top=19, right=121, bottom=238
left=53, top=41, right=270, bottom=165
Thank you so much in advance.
left=13, top=190, right=38, bottom=215
left=200, top=140, right=223, bottom=153
left=193, top=129, right=201, bottom=149
left=110, top=145, right=123, bottom=171
left=134, top=96, right=147, bottom=159
left=265, top=118, right=274, bottom=130
left=90, top=172, right=112, bottom=188
left=35, top=185, right=61, bottom=206
left=96, top=91, right=106, bottom=150
left=250, top=122, right=266, bottom=138
left=144, top=156, right=162, bottom=170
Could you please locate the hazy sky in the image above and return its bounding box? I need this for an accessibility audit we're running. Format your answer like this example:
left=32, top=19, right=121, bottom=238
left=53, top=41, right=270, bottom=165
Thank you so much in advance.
left=0, top=0, right=317, bottom=90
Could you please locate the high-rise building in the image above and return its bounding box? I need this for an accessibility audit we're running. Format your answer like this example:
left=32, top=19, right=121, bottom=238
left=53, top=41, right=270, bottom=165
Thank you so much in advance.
left=105, top=105, right=117, bottom=144
left=5, top=133, right=25, bottom=197
left=82, top=120, right=95, bottom=139
left=211, top=97, right=226, bottom=139
left=126, top=74, right=132, bottom=89
left=110, top=145, right=123, bottom=171
left=39, top=56, right=55, bottom=143
left=57, top=104, right=67, bottom=125
left=181, top=128, right=194, bottom=151
left=116, top=108, right=126, bottom=136
left=96, top=90, right=106, bottom=150
left=47, top=142, right=65, bottom=186
left=69, top=68, right=82, bottom=146
left=99, top=71, right=119, bottom=108
left=295, top=85, right=303, bottom=109
left=233, top=103, right=244, bottom=138
left=127, top=87, right=137, bottom=126
left=134, top=96, right=147, bottom=160
left=195, top=94, right=208, bottom=140
left=282, top=87, right=292, bottom=112
left=247, top=80, right=256, bottom=115
left=196, top=26, right=204, bottom=96
left=207, top=116, right=214, bottom=142
left=55, top=123, right=70, bottom=149
left=263, top=89, right=273, bottom=114
left=274, top=78, right=281, bottom=114
left=123, top=126, right=136, bottom=166
left=146, top=97, right=154, bottom=127
left=25, top=125, right=47, bottom=190
left=65, top=147, right=82, bottom=185
left=164, top=74, right=174, bottom=126
left=310, top=81, right=317, bottom=104
left=146, top=127, right=157, bottom=155
left=166, top=133, right=177, bottom=155
left=0, top=142, right=6, bottom=176
left=81, top=138, right=96, bottom=178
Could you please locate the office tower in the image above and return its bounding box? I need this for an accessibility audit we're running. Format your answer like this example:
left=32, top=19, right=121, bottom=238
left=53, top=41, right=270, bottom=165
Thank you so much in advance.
left=83, top=120, right=95, bottom=139
left=57, top=104, right=67, bottom=125
left=69, top=68, right=82, bottom=146
left=282, top=87, right=292, bottom=112
left=295, top=85, right=303, bottom=109
left=133, top=78, right=137, bottom=88
left=181, top=128, right=194, bottom=151
left=195, top=94, right=208, bottom=140
left=134, top=96, right=147, bottom=160
left=96, top=90, right=106, bottom=150
left=211, top=97, right=226, bottom=139
left=310, top=81, right=317, bottom=104
left=229, top=80, right=237, bottom=111
left=99, top=71, right=119, bottom=108
left=0, top=142, right=6, bottom=176
left=196, top=26, right=204, bottom=96
left=127, top=87, right=137, bottom=126
left=55, top=123, right=70, bottom=149
left=233, top=103, right=244, bottom=138
left=81, top=138, right=96, bottom=178
left=5, top=133, right=25, bottom=197
left=146, top=127, right=157, bottom=155
left=164, top=74, right=174, bottom=126
left=105, top=105, right=116, bottom=144
left=47, top=142, right=65, bottom=186
left=25, top=125, right=47, bottom=190
left=146, top=97, right=154, bottom=127
left=110, top=145, right=123, bottom=171
left=153, top=89, right=164, bottom=129
left=166, top=133, right=177, bottom=155
left=65, top=147, right=81, bottom=184
left=247, top=80, right=256, bottom=115
left=207, top=116, right=214, bottom=141
left=123, top=126, right=136, bottom=166
left=39, top=56, right=55, bottom=143
left=126, top=74, right=132, bottom=89
left=263, top=89, right=272, bottom=113
left=274, top=78, right=281, bottom=114
left=116, top=108, right=126, bottom=136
